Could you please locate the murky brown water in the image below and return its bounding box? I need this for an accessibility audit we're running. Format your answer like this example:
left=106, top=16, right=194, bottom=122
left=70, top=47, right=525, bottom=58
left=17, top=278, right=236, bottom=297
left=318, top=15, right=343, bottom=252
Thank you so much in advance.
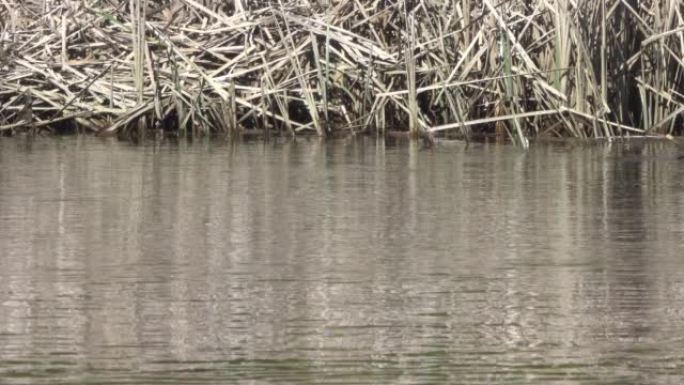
left=1, top=136, right=684, bottom=384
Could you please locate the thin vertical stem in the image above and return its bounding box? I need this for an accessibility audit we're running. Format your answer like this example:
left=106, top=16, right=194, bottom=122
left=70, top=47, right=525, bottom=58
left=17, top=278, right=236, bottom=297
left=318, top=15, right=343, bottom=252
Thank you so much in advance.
left=406, top=13, right=419, bottom=136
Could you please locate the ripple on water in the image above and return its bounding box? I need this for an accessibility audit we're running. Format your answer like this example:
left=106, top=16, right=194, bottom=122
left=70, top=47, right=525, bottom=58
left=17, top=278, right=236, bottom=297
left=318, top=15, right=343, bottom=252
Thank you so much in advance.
left=1, top=138, right=684, bottom=384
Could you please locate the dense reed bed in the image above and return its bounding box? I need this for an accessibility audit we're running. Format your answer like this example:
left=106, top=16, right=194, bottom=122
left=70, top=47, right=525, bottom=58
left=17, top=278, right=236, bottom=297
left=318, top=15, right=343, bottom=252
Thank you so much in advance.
left=1, top=0, right=683, bottom=146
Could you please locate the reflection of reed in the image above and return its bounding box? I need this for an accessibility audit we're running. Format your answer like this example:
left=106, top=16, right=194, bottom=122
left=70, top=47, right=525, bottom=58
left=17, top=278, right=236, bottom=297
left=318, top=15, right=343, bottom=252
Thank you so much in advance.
left=2, top=140, right=684, bottom=381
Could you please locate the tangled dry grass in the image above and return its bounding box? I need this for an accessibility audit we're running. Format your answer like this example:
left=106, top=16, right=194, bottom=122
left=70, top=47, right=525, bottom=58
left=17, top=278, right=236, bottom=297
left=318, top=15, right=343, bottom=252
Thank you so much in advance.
left=1, top=0, right=683, bottom=145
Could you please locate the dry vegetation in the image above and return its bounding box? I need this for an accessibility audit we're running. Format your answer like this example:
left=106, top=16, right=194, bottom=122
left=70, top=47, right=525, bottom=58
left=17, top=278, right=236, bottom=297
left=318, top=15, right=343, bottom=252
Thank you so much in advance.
left=1, top=0, right=683, bottom=146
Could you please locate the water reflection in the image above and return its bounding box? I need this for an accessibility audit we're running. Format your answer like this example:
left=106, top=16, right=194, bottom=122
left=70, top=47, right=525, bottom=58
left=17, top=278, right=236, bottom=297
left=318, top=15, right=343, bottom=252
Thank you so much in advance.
left=1, top=137, right=684, bottom=384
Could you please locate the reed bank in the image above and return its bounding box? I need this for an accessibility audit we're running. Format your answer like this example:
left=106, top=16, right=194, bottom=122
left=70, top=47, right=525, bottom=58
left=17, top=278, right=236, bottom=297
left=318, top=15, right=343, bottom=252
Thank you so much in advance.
left=1, top=0, right=683, bottom=147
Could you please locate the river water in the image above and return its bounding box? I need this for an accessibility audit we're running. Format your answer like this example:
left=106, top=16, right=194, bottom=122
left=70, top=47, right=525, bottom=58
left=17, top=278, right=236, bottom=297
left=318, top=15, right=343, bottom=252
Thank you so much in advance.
left=1, top=137, right=684, bottom=384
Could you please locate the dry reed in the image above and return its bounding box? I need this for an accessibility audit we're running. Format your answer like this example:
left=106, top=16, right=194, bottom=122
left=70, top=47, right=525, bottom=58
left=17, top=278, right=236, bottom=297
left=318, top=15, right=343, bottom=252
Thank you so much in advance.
left=0, top=0, right=683, bottom=145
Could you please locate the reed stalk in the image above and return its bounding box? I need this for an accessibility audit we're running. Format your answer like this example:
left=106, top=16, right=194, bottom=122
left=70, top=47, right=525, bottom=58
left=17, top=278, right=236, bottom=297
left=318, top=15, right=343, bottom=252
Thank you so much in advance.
left=0, top=0, right=682, bottom=143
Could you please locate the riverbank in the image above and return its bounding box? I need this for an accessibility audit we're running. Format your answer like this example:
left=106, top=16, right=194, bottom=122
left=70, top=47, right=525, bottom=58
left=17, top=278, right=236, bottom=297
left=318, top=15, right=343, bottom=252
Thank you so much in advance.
left=1, top=1, right=683, bottom=146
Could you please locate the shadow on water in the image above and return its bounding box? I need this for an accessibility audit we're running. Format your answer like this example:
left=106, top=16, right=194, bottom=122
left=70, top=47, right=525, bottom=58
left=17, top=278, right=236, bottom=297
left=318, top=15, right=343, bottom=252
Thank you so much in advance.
left=605, top=142, right=652, bottom=340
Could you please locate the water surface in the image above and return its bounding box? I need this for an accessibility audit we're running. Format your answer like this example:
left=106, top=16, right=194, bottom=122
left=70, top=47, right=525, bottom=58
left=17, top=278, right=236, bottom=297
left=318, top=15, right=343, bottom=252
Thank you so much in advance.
left=1, top=137, right=684, bottom=384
